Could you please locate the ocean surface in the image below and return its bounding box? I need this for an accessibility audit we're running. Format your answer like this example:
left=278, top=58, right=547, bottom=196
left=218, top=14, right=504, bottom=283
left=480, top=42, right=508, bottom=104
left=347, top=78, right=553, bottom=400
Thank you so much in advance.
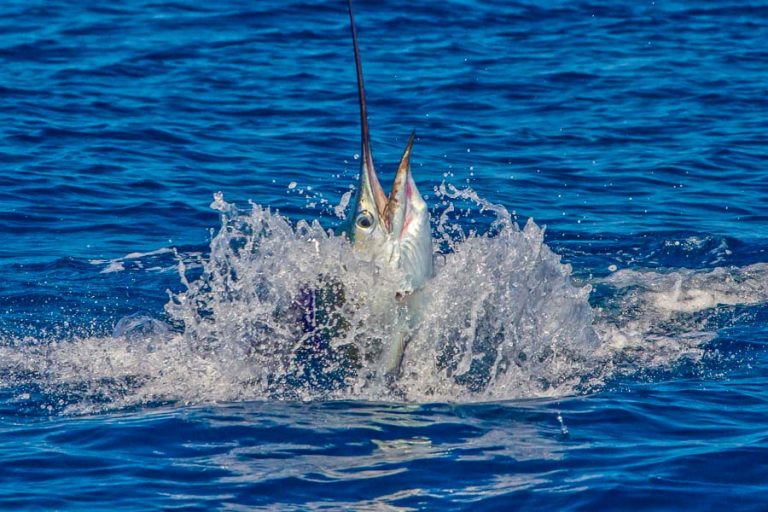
left=1, top=0, right=767, bottom=509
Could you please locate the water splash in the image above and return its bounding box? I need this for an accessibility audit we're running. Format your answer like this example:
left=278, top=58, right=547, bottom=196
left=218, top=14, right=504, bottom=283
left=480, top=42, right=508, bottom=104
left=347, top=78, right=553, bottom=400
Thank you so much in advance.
left=2, top=187, right=763, bottom=413
left=160, top=185, right=603, bottom=402
left=592, top=262, right=768, bottom=374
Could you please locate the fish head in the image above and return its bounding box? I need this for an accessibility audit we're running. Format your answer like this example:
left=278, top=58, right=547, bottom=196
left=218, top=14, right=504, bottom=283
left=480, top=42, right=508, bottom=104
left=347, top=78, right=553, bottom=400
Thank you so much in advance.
left=345, top=1, right=432, bottom=293
left=350, top=133, right=433, bottom=293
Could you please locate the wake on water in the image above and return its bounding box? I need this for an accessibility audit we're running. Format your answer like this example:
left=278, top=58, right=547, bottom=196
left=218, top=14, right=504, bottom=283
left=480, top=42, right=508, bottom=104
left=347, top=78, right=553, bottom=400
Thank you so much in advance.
left=2, top=185, right=766, bottom=413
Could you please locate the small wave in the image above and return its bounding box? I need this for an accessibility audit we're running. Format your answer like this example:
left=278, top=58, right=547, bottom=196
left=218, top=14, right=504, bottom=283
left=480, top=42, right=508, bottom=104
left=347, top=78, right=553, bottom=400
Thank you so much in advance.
left=89, top=247, right=197, bottom=274
left=601, top=263, right=768, bottom=314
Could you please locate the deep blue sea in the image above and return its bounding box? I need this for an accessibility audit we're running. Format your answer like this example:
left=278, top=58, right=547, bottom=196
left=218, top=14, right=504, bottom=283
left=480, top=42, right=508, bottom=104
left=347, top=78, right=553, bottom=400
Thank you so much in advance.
left=2, top=0, right=768, bottom=509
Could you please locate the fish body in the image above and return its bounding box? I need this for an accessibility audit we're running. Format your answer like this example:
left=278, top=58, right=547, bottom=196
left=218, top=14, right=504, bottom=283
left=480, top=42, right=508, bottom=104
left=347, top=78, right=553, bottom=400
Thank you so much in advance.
left=345, top=1, right=434, bottom=379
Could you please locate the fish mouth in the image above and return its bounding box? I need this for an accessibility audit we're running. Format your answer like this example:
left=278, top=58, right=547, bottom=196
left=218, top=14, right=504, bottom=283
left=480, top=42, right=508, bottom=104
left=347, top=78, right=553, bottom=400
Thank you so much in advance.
left=358, top=135, right=389, bottom=228
left=347, top=0, right=417, bottom=238
left=359, top=132, right=416, bottom=236
left=383, top=131, right=416, bottom=236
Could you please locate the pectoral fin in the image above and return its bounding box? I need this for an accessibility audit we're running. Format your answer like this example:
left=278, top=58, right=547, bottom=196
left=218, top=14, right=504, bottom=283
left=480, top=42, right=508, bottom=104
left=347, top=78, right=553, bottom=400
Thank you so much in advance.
left=382, top=328, right=409, bottom=385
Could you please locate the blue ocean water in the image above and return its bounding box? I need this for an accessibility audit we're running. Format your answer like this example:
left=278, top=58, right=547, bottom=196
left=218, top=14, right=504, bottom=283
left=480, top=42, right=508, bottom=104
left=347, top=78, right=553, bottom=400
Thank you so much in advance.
left=1, top=0, right=767, bottom=509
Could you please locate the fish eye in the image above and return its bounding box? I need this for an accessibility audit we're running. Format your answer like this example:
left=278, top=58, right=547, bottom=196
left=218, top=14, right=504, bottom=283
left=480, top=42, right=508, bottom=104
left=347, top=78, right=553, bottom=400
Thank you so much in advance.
left=356, top=210, right=374, bottom=229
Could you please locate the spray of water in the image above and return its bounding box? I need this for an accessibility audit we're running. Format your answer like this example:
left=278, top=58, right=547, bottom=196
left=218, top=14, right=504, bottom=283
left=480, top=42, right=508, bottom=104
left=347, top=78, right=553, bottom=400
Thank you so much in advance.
left=2, top=186, right=764, bottom=413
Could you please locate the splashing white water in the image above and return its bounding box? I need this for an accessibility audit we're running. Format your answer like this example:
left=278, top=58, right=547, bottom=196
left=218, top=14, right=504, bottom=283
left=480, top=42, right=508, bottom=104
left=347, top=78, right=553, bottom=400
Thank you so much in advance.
left=602, top=264, right=768, bottom=314
left=591, top=262, right=768, bottom=372
left=2, top=186, right=764, bottom=412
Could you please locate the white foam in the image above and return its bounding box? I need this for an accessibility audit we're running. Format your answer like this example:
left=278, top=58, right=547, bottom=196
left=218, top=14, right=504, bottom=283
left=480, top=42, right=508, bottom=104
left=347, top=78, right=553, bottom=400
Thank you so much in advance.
left=603, top=264, right=768, bottom=314
left=89, top=247, right=194, bottom=274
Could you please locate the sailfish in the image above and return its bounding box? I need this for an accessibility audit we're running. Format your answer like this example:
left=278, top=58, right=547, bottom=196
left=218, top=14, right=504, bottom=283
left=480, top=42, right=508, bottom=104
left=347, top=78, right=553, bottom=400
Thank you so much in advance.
left=345, top=0, right=434, bottom=380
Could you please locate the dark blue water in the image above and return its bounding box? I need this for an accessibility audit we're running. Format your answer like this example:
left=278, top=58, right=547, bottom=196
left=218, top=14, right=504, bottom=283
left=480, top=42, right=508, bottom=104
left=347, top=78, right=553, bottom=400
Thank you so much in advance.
left=2, top=0, right=767, bottom=509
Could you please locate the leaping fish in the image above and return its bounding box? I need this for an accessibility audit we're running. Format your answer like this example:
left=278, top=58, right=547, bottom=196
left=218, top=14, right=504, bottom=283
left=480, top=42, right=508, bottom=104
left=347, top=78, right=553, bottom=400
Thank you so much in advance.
left=345, top=0, right=434, bottom=380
